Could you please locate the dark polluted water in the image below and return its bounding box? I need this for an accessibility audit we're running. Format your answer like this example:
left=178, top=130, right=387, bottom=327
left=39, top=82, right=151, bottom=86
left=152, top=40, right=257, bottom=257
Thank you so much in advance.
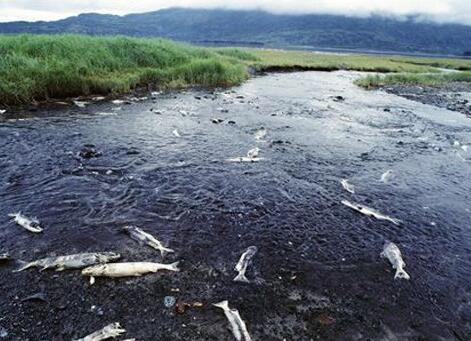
left=0, top=71, right=470, bottom=340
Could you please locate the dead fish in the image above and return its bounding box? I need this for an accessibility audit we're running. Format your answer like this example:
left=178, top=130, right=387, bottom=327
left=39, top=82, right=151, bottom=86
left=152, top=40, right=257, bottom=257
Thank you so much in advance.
left=0, top=109, right=6, bottom=114
left=82, top=261, right=180, bottom=285
left=112, top=100, right=125, bottom=105
left=92, top=96, right=105, bottom=101
left=381, top=170, right=393, bottom=183
left=74, top=322, right=126, bottom=341
left=247, top=148, right=260, bottom=159
left=381, top=242, right=410, bottom=280
left=0, top=252, right=10, bottom=261
left=122, top=225, right=174, bottom=257
left=227, top=157, right=262, bottom=163
left=254, top=129, right=267, bottom=141
left=172, top=129, right=181, bottom=137
left=73, top=100, right=89, bottom=108
left=341, top=200, right=401, bottom=225
left=340, top=179, right=355, bottom=194
left=8, top=212, right=43, bottom=233
left=213, top=300, right=252, bottom=341
left=234, top=246, right=258, bottom=283
left=15, top=252, right=121, bottom=272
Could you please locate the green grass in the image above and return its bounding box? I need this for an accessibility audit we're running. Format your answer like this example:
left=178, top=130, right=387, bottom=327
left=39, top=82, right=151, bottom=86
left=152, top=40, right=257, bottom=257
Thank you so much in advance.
left=246, top=49, right=438, bottom=73
left=356, top=71, right=471, bottom=88
left=0, top=34, right=251, bottom=105
left=1, top=35, right=471, bottom=105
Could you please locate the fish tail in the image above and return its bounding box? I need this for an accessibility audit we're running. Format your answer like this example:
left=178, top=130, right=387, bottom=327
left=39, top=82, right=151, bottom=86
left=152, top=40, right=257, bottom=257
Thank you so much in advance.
left=167, top=261, right=180, bottom=272
left=394, top=268, right=410, bottom=280
left=160, top=246, right=175, bottom=258
left=213, top=300, right=229, bottom=310
left=14, top=260, right=35, bottom=272
left=233, top=273, right=250, bottom=283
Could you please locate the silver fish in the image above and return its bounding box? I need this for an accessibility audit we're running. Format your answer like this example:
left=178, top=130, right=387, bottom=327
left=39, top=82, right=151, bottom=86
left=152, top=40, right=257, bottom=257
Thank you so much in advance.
left=122, top=225, right=174, bottom=257
left=213, top=300, right=252, bottom=341
left=381, top=170, right=393, bottom=183
left=82, top=261, right=180, bottom=285
left=381, top=242, right=410, bottom=280
left=15, top=252, right=121, bottom=272
left=74, top=322, right=126, bottom=341
left=73, top=100, right=89, bottom=108
left=247, top=148, right=260, bottom=159
left=341, top=200, right=401, bottom=225
left=227, top=148, right=263, bottom=163
left=340, top=179, right=355, bottom=194
left=8, top=212, right=43, bottom=233
left=254, top=129, right=267, bottom=141
left=234, top=246, right=258, bottom=283
left=172, top=129, right=181, bottom=137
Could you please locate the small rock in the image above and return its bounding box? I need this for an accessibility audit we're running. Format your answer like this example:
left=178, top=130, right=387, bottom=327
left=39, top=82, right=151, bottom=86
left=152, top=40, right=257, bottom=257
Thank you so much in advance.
left=211, top=118, right=224, bottom=124
left=194, top=96, right=202, bottom=100
left=228, top=120, right=236, bottom=125
left=0, top=325, right=8, bottom=338
left=316, top=314, right=336, bottom=325
left=78, top=145, right=102, bottom=159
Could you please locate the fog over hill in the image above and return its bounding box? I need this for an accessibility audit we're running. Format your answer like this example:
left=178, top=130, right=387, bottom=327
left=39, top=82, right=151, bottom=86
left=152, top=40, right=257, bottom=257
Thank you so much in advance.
left=1, top=8, right=471, bottom=55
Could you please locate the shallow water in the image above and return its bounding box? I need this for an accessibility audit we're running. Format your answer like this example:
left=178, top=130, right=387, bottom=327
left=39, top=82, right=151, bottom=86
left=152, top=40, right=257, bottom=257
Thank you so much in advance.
left=0, top=71, right=470, bottom=340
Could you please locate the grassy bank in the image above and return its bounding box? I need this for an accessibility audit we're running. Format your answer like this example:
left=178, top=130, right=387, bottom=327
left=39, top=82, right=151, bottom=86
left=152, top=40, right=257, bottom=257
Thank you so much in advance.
left=356, top=71, right=471, bottom=88
left=0, top=35, right=251, bottom=105
left=1, top=34, right=471, bottom=105
left=247, top=49, right=438, bottom=73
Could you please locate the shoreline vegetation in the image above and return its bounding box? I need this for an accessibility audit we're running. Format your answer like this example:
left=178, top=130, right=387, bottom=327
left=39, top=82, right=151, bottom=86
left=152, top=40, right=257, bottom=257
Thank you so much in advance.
left=1, top=34, right=471, bottom=106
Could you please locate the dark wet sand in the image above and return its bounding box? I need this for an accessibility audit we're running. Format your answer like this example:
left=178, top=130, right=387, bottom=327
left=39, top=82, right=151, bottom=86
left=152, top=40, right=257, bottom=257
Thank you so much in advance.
left=0, top=71, right=470, bottom=340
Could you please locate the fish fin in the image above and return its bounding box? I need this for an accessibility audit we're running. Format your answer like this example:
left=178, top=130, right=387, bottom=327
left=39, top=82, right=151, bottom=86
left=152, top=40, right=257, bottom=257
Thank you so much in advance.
left=233, top=273, right=250, bottom=283
left=167, top=261, right=180, bottom=272
left=89, top=276, right=95, bottom=285
left=213, top=300, right=229, bottom=310
left=13, top=260, right=35, bottom=272
left=394, top=269, right=410, bottom=280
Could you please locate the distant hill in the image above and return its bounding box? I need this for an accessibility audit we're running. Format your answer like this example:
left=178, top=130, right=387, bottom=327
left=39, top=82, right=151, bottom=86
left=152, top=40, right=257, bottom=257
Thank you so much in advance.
left=1, top=8, right=471, bottom=56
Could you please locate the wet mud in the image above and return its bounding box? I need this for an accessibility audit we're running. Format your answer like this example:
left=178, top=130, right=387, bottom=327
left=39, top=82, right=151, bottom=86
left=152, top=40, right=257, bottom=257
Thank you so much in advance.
left=0, top=71, right=471, bottom=340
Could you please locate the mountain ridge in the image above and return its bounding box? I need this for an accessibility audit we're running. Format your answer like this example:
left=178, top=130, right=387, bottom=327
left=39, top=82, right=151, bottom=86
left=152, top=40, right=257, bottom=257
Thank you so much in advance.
left=1, top=8, right=470, bottom=56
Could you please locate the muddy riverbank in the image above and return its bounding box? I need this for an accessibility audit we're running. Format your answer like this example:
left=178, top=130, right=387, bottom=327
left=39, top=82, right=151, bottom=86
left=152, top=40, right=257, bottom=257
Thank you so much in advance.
left=378, top=82, right=471, bottom=117
left=0, top=71, right=470, bottom=340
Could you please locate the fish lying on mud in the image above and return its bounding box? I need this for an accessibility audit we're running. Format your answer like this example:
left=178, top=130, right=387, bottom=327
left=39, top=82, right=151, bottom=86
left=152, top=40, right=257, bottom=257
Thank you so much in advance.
left=381, top=242, right=410, bottom=280
left=122, top=225, right=174, bottom=257
left=15, top=252, right=121, bottom=272
left=0, top=252, right=10, bottom=261
left=74, top=322, right=126, bottom=341
left=8, top=212, right=43, bottom=233
left=227, top=148, right=263, bottom=163
left=82, top=261, right=180, bottom=284
left=341, top=200, right=401, bottom=225
left=340, top=179, right=355, bottom=194
left=234, top=246, right=258, bottom=283
left=213, top=300, right=252, bottom=341
left=381, top=170, right=393, bottom=183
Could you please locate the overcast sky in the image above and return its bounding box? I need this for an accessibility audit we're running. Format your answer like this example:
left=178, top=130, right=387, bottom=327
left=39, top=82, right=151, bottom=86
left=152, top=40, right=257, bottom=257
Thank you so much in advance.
left=0, top=0, right=470, bottom=25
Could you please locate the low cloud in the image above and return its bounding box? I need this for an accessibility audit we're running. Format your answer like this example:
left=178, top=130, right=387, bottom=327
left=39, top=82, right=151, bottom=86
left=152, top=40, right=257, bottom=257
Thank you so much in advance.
left=0, top=0, right=470, bottom=25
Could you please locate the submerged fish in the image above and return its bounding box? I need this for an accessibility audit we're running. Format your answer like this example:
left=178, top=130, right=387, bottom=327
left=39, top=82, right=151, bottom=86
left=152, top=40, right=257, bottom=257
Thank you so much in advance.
left=340, top=179, right=355, bottom=194
left=15, top=252, right=121, bottom=272
left=227, top=148, right=263, bottom=163
left=381, top=170, right=393, bottom=183
left=234, top=246, right=258, bottom=283
left=254, top=129, right=267, bottom=141
left=122, top=225, right=174, bottom=257
left=341, top=200, right=401, bottom=225
left=73, top=100, right=89, bottom=108
left=8, top=212, right=43, bottom=233
left=213, top=300, right=252, bottom=341
left=74, top=322, right=126, bottom=341
left=247, top=148, right=260, bottom=159
left=82, top=261, right=180, bottom=284
left=381, top=242, right=410, bottom=280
